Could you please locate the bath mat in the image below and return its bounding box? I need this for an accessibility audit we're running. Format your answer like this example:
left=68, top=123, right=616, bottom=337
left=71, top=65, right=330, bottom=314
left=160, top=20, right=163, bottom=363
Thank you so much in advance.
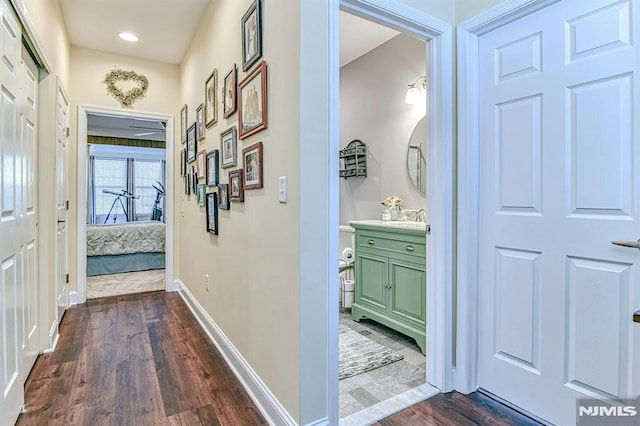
left=339, top=324, right=404, bottom=380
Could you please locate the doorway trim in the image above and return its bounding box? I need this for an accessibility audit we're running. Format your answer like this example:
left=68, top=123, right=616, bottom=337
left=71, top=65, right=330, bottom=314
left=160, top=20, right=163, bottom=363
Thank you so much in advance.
left=299, top=0, right=452, bottom=423
left=455, top=0, right=562, bottom=394
left=74, top=105, right=175, bottom=304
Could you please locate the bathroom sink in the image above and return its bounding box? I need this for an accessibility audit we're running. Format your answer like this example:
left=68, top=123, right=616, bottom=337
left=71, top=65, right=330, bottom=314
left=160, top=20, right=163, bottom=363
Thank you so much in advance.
left=349, top=219, right=428, bottom=232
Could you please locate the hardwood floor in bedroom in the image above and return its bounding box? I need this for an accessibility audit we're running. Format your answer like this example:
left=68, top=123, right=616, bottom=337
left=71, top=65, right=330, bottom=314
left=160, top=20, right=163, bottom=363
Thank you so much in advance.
left=17, top=291, right=266, bottom=425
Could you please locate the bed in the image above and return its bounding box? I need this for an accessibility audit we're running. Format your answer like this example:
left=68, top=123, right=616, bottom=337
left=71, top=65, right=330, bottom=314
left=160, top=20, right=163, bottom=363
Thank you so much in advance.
left=86, top=221, right=166, bottom=276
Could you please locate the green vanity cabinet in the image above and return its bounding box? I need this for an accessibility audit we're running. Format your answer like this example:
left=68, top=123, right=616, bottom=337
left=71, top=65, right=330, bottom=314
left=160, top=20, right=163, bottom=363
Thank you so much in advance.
left=350, top=221, right=427, bottom=354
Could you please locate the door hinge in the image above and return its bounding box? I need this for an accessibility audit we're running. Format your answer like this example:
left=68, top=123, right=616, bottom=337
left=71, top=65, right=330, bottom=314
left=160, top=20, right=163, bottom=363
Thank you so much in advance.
left=65, top=127, right=70, bottom=138
left=65, top=273, right=69, bottom=284
left=65, top=200, right=69, bottom=210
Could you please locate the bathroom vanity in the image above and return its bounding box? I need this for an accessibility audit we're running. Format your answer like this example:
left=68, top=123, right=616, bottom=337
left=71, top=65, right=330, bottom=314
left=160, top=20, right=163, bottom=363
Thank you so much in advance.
left=349, top=220, right=427, bottom=354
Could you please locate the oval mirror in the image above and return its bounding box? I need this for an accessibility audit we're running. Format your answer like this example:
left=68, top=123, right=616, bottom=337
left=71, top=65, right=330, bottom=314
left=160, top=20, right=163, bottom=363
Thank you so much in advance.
left=407, top=116, right=427, bottom=196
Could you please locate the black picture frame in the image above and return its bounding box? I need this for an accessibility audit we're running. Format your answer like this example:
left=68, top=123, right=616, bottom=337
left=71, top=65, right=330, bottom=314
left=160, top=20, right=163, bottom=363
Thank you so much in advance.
left=186, top=123, right=197, bottom=163
left=206, top=192, right=218, bottom=235
left=218, top=184, right=230, bottom=210
left=206, top=150, right=219, bottom=187
left=241, top=0, right=262, bottom=72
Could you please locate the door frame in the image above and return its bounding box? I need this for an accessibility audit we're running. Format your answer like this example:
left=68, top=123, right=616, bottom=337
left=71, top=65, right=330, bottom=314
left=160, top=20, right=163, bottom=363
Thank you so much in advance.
left=74, top=105, right=175, bottom=304
left=455, top=0, right=562, bottom=394
left=340, top=2, right=454, bottom=393
left=299, top=0, right=453, bottom=423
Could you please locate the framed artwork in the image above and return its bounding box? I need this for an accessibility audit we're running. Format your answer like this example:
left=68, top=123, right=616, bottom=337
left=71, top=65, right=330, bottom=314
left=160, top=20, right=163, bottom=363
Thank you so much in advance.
left=191, top=167, right=198, bottom=194
left=206, top=192, right=218, bottom=235
left=180, top=104, right=187, bottom=143
left=218, top=184, right=230, bottom=210
left=205, top=69, right=218, bottom=127
left=197, top=184, right=206, bottom=206
left=242, top=141, right=263, bottom=190
left=196, top=103, right=205, bottom=140
left=180, top=148, right=186, bottom=176
left=196, top=150, right=207, bottom=180
left=186, top=123, right=197, bottom=162
left=229, top=169, right=244, bottom=202
left=184, top=174, right=190, bottom=195
left=241, top=0, right=262, bottom=72
left=206, top=150, right=219, bottom=187
left=220, top=126, right=237, bottom=168
left=222, top=64, right=237, bottom=118
left=238, top=61, right=268, bottom=139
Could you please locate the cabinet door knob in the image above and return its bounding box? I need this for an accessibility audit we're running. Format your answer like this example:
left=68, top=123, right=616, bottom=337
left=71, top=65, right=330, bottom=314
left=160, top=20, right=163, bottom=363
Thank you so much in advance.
left=368, top=239, right=375, bottom=245
left=405, top=245, right=415, bottom=252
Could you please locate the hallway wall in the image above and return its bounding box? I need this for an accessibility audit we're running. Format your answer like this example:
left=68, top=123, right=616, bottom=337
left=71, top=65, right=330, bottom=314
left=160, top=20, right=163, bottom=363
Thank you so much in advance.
left=178, top=0, right=301, bottom=420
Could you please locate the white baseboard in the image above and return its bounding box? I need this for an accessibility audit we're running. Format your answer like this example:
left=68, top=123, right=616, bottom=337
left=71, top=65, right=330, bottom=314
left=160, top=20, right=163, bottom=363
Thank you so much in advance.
left=176, top=280, right=296, bottom=426
left=69, top=290, right=82, bottom=306
left=42, top=320, right=59, bottom=354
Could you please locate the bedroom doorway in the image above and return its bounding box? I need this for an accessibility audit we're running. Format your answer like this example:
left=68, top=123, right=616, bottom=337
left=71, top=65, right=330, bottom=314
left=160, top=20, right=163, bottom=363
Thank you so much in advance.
left=75, top=106, right=175, bottom=304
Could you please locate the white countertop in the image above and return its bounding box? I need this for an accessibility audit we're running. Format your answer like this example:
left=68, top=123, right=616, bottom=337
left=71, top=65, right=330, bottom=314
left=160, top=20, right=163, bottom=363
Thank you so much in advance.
left=349, top=219, right=428, bottom=232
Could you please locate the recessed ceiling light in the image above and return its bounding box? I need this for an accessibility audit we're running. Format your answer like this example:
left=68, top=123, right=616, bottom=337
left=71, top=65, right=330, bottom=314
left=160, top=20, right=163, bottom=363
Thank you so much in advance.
left=119, top=32, right=139, bottom=42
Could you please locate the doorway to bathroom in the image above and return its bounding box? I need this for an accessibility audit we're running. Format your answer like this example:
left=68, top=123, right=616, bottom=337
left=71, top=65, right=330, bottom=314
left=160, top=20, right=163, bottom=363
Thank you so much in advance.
left=336, top=4, right=451, bottom=422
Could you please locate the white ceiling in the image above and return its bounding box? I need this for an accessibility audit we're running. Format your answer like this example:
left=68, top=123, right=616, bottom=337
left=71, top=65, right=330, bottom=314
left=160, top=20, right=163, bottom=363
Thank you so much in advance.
left=88, top=115, right=166, bottom=142
left=59, top=3, right=398, bottom=138
left=58, top=0, right=211, bottom=64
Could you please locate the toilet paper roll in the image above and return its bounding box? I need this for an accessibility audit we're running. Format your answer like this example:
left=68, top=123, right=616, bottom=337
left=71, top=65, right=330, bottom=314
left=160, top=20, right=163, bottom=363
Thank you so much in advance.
left=341, top=247, right=354, bottom=261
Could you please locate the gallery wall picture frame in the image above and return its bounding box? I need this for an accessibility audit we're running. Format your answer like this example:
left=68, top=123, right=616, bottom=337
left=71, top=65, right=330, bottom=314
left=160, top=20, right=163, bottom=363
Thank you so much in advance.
left=222, top=64, right=237, bottom=118
left=196, top=150, right=207, bottom=180
left=228, top=169, right=244, bottom=202
left=180, top=148, right=186, bottom=176
left=205, top=69, right=218, bottom=128
left=196, top=103, right=205, bottom=140
left=242, top=141, right=263, bottom=190
left=220, top=126, right=238, bottom=168
left=197, top=183, right=206, bottom=206
left=191, top=167, right=198, bottom=194
left=218, top=184, right=230, bottom=210
left=238, top=60, right=268, bottom=139
left=241, top=0, right=262, bottom=72
left=180, top=104, right=187, bottom=143
left=186, top=123, right=197, bottom=162
left=206, top=150, right=220, bottom=187
left=184, top=174, right=190, bottom=195
left=206, top=192, right=218, bottom=235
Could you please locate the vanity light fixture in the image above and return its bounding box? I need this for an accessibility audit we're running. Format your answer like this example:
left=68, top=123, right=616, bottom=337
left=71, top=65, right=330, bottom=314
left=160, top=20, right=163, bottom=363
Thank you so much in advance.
left=405, top=76, right=426, bottom=105
left=119, top=32, right=139, bottom=42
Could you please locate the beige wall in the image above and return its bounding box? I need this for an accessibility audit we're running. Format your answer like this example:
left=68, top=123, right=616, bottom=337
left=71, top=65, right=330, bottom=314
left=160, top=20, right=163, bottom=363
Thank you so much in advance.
left=456, top=0, right=506, bottom=23
left=179, top=0, right=301, bottom=420
left=68, top=46, right=180, bottom=294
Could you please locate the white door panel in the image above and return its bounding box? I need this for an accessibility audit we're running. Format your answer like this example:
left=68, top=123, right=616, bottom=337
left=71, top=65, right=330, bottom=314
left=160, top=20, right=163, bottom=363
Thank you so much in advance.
left=0, top=0, right=24, bottom=423
left=55, top=80, right=69, bottom=323
left=478, top=0, right=640, bottom=424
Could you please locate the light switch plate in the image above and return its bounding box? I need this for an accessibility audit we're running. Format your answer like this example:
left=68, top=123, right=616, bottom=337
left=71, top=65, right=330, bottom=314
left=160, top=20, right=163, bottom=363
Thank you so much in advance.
left=279, top=176, right=287, bottom=203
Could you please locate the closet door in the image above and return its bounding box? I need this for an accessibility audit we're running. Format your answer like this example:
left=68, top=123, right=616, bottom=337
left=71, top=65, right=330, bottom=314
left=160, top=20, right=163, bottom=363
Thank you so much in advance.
left=0, top=0, right=26, bottom=422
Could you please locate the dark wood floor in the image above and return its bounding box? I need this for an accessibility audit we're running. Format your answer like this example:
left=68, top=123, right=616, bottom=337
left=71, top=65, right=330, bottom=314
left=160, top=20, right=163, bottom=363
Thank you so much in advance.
left=18, top=290, right=541, bottom=426
left=377, top=391, right=543, bottom=425
left=17, top=291, right=266, bottom=425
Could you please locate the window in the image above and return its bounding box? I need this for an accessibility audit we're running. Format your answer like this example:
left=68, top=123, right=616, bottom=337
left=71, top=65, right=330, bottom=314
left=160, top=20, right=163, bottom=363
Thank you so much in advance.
left=134, top=160, right=163, bottom=220
left=89, top=145, right=165, bottom=224
left=94, top=158, right=128, bottom=223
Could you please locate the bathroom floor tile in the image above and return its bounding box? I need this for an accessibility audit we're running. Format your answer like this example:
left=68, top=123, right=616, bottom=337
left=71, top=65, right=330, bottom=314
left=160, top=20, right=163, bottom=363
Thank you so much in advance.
left=339, top=311, right=427, bottom=419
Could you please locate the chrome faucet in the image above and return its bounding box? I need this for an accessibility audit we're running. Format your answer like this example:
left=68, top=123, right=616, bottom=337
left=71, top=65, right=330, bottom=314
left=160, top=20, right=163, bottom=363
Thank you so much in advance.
left=416, top=209, right=427, bottom=222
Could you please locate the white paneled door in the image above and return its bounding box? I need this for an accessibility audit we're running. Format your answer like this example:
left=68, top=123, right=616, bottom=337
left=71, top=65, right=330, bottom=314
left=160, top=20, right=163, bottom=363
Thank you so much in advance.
left=478, top=0, right=640, bottom=424
left=55, top=79, right=69, bottom=324
left=1, top=0, right=39, bottom=424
